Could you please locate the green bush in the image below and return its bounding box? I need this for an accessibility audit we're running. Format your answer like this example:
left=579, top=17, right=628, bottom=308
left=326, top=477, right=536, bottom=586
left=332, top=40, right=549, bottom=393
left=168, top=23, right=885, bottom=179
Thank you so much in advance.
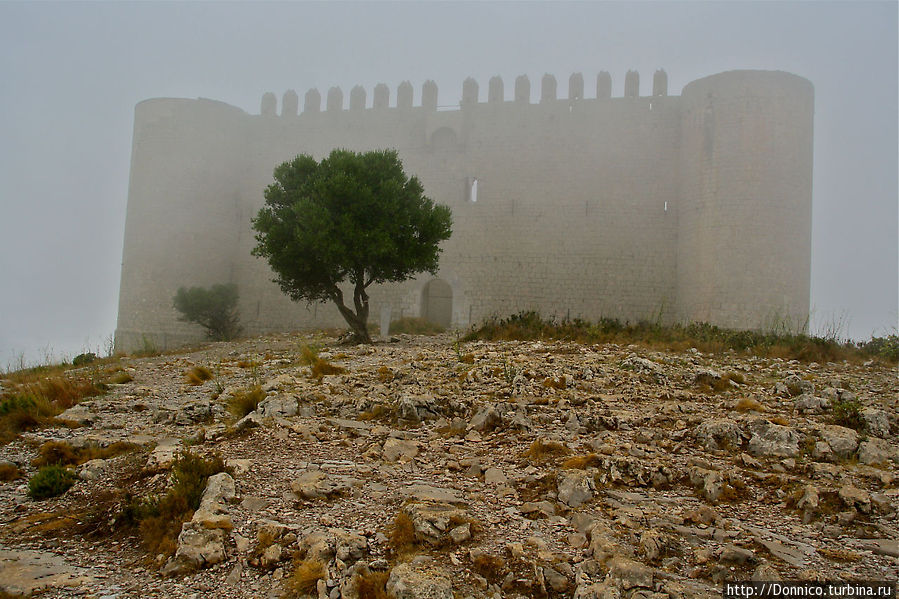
left=72, top=352, right=97, bottom=366
left=118, top=451, right=231, bottom=558
left=830, top=398, right=865, bottom=432
left=28, top=465, right=76, bottom=499
left=464, top=311, right=899, bottom=364
left=173, top=283, right=242, bottom=341
left=389, top=317, right=445, bottom=335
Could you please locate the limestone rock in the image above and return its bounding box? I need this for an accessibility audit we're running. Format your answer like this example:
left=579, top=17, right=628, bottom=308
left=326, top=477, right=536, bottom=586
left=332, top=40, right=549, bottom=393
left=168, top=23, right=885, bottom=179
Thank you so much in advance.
left=861, top=408, right=890, bottom=438
left=688, top=467, right=724, bottom=502
left=469, top=405, right=503, bottom=432
left=795, top=394, right=828, bottom=414
left=857, top=438, right=896, bottom=465
left=291, top=470, right=361, bottom=499
left=297, top=528, right=367, bottom=564
left=192, top=472, right=236, bottom=529
left=747, top=420, right=801, bottom=457
left=403, top=501, right=472, bottom=545
left=0, top=549, right=94, bottom=595
left=558, top=470, right=596, bottom=508
left=382, top=439, right=419, bottom=462
left=694, top=419, right=742, bottom=451
left=385, top=562, right=453, bottom=599
left=819, top=425, right=858, bottom=460
left=838, top=484, right=871, bottom=513
left=606, top=556, right=653, bottom=590
left=256, top=394, right=298, bottom=418
left=163, top=522, right=227, bottom=575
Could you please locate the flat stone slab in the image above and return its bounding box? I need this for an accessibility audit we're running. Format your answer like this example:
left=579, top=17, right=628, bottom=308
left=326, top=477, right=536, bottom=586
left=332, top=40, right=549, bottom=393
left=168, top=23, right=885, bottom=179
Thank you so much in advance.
left=400, top=484, right=465, bottom=504
left=0, top=548, right=94, bottom=595
left=855, top=538, right=899, bottom=558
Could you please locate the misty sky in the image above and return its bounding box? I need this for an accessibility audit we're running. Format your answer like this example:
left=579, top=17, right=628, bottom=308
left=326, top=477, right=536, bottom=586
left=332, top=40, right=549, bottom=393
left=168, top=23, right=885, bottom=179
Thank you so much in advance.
left=0, top=1, right=896, bottom=367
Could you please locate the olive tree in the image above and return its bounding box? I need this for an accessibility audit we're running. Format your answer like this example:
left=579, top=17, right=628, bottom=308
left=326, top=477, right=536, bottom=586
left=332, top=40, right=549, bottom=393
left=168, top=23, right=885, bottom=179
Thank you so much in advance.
left=252, top=149, right=453, bottom=343
left=172, top=283, right=242, bottom=341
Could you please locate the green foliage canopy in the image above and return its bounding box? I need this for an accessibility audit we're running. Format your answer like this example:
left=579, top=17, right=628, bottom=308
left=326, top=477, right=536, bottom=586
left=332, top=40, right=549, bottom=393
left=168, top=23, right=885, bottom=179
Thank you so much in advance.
left=252, top=149, right=453, bottom=342
left=172, top=283, right=242, bottom=341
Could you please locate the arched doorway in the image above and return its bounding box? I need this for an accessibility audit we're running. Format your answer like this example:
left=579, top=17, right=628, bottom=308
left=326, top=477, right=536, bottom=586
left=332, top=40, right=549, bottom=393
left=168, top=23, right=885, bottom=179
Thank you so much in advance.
left=421, top=279, right=452, bottom=328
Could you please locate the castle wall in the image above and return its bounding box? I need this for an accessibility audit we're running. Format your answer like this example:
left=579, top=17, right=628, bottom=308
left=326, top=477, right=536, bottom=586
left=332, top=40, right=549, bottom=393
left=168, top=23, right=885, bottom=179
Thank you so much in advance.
left=114, top=70, right=814, bottom=352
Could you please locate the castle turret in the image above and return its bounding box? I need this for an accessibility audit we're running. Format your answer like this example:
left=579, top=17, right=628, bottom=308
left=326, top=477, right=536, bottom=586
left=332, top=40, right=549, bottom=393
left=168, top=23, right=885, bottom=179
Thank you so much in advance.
left=115, top=98, right=247, bottom=351
left=677, top=70, right=814, bottom=330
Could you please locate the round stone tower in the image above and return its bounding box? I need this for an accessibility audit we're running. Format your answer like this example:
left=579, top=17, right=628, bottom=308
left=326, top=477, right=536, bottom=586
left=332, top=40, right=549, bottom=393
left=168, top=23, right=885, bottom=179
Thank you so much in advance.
left=676, top=70, right=814, bottom=331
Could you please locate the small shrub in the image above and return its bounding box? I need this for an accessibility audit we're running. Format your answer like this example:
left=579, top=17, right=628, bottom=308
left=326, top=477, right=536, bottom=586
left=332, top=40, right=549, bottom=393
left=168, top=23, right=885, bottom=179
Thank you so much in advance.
left=0, top=462, right=22, bottom=481
left=562, top=453, right=602, bottom=469
left=120, top=451, right=230, bottom=559
left=388, top=512, right=416, bottom=554
left=735, top=398, right=765, bottom=413
left=32, top=440, right=137, bottom=467
left=72, top=352, right=97, bottom=366
left=283, top=559, right=327, bottom=598
left=830, top=398, right=865, bottom=432
left=107, top=371, right=134, bottom=384
left=28, top=465, right=76, bottom=500
left=173, top=283, right=242, bottom=341
left=253, top=528, right=278, bottom=559
left=0, top=394, right=56, bottom=443
left=186, top=365, right=214, bottom=385
left=542, top=376, right=567, bottom=390
left=311, top=359, right=346, bottom=378
left=298, top=344, right=320, bottom=365
left=389, top=317, right=445, bottom=335
left=227, top=386, right=266, bottom=419
left=471, top=552, right=507, bottom=581
left=377, top=366, right=394, bottom=383
left=522, top=438, right=571, bottom=463
left=354, top=569, right=390, bottom=599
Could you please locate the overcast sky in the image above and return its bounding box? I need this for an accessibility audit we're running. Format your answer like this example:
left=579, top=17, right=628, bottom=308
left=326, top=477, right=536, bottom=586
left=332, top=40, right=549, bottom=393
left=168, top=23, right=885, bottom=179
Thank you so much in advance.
left=0, top=1, right=896, bottom=367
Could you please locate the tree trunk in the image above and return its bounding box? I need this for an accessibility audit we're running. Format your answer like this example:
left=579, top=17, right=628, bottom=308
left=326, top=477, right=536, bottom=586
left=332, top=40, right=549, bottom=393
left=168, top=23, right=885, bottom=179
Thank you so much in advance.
left=332, top=286, right=372, bottom=344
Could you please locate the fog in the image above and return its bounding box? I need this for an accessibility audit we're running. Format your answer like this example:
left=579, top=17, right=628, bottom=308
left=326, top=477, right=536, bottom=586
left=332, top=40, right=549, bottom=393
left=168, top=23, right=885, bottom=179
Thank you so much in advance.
left=1, top=1, right=896, bottom=367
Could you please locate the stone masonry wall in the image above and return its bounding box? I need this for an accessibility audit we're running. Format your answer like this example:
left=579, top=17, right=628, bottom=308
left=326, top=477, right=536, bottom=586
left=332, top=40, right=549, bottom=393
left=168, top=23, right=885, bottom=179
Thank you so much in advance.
left=114, top=69, right=814, bottom=352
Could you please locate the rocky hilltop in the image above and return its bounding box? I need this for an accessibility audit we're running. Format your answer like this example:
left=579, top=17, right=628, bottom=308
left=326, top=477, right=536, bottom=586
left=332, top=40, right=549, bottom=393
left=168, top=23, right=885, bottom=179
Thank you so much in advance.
left=0, top=331, right=896, bottom=598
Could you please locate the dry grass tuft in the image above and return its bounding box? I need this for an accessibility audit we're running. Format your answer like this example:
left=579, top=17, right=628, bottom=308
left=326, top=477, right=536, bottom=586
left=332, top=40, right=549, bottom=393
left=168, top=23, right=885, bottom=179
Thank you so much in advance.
left=388, top=512, right=416, bottom=554
left=562, top=453, right=603, bottom=469
left=541, top=376, right=567, bottom=390
left=253, top=528, right=278, bottom=559
left=283, top=559, right=327, bottom=598
left=227, top=386, right=266, bottom=419
left=388, top=317, right=445, bottom=335
left=298, top=344, right=346, bottom=379
left=377, top=366, right=394, bottom=383
left=32, top=440, right=137, bottom=468
left=107, top=371, right=134, bottom=385
left=817, top=547, right=862, bottom=562
left=0, top=462, right=22, bottom=481
left=354, top=570, right=390, bottom=599
left=522, top=438, right=571, bottom=463
left=471, top=553, right=507, bottom=581
left=735, top=398, right=765, bottom=413
left=310, top=359, right=346, bottom=379
left=186, top=366, right=214, bottom=385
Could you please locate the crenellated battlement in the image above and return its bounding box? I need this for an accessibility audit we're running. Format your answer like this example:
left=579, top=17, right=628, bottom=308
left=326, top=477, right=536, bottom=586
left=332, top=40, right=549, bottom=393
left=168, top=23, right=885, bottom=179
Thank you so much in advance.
left=261, top=71, right=670, bottom=116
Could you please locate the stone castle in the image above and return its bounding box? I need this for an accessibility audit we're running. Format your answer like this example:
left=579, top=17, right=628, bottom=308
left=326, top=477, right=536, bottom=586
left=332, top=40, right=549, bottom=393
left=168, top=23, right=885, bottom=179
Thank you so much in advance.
left=114, top=69, right=814, bottom=352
